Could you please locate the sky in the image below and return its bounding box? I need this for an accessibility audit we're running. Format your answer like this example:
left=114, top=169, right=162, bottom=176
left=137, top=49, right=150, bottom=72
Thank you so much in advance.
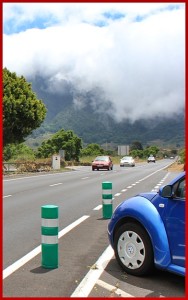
left=3, top=2, right=185, bottom=122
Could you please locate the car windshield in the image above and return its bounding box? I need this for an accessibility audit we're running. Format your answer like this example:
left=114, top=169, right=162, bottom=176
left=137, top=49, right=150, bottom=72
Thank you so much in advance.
left=122, top=156, right=132, bottom=160
left=95, top=156, right=109, bottom=161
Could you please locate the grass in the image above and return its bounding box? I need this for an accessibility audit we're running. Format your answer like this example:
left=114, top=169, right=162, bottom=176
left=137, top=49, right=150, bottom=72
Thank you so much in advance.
left=166, top=162, right=184, bottom=172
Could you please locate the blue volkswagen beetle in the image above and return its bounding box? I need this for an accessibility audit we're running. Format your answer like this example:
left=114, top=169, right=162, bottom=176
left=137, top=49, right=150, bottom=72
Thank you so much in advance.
left=108, top=172, right=185, bottom=276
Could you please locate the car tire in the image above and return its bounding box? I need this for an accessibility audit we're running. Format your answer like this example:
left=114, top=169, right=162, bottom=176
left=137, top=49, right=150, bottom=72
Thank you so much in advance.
left=114, top=222, right=154, bottom=276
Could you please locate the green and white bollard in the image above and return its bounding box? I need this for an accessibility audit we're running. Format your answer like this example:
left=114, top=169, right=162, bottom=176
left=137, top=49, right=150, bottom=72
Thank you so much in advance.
left=102, top=182, right=113, bottom=219
left=41, top=205, right=59, bottom=268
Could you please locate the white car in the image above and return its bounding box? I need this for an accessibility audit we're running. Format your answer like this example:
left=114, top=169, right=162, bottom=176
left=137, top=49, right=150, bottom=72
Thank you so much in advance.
left=147, top=155, right=156, bottom=163
left=120, top=156, right=135, bottom=167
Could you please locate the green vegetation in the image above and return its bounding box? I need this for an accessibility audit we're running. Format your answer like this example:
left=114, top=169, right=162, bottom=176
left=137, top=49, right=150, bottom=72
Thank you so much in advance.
left=36, top=129, right=82, bottom=161
left=3, top=143, right=35, bottom=161
left=28, top=97, right=185, bottom=148
left=130, top=145, right=159, bottom=159
left=179, top=148, right=185, bottom=164
left=3, top=68, right=47, bottom=146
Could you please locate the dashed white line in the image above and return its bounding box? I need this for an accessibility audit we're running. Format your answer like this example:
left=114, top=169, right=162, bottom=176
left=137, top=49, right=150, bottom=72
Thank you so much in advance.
left=114, top=193, right=121, bottom=197
left=93, top=205, right=102, bottom=210
left=3, top=195, right=12, bottom=198
left=49, top=183, right=63, bottom=187
left=82, top=177, right=89, bottom=180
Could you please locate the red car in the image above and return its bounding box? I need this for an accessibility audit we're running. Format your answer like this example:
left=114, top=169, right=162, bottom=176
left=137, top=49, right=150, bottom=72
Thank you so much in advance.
left=92, top=156, right=113, bottom=171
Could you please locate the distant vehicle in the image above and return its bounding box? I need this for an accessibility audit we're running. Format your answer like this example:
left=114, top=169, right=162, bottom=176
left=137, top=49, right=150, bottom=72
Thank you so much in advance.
left=120, top=156, right=135, bottom=167
left=108, top=171, right=185, bottom=277
left=147, top=155, right=156, bottom=163
left=92, top=156, right=113, bottom=171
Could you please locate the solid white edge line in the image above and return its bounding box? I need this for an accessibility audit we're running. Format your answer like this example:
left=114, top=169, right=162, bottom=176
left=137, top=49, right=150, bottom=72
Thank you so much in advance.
left=3, top=215, right=90, bottom=280
left=97, top=279, right=134, bottom=297
left=71, top=245, right=114, bottom=297
left=58, top=215, right=89, bottom=238
left=3, top=246, right=41, bottom=280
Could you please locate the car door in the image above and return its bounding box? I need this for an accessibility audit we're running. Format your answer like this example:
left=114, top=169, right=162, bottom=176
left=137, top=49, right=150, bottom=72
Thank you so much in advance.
left=163, top=177, right=185, bottom=267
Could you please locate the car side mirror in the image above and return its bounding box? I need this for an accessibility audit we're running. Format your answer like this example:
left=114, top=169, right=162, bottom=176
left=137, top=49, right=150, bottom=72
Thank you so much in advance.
left=160, top=185, right=173, bottom=198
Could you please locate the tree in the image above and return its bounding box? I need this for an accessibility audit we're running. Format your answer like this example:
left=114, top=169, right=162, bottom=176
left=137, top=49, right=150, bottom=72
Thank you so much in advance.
left=3, top=68, right=47, bottom=145
left=36, top=129, right=82, bottom=161
left=143, top=146, right=159, bottom=157
left=130, top=141, right=143, bottom=151
left=81, top=143, right=104, bottom=156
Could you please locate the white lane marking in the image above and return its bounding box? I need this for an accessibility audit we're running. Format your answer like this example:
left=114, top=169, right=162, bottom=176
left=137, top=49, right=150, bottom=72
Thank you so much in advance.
left=3, top=246, right=41, bottom=280
left=93, top=205, right=102, bottom=210
left=3, top=195, right=12, bottom=198
left=151, top=173, right=170, bottom=193
left=58, top=215, right=89, bottom=239
left=82, top=177, right=89, bottom=180
left=121, top=189, right=127, bottom=192
left=114, top=193, right=121, bottom=197
left=49, top=183, right=63, bottom=187
left=3, top=215, right=89, bottom=279
left=132, top=183, right=136, bottom=186
left=97, top=279, right=134, bottom=297
left=71, top=245, right=114, bottom=297
left=3, top=173, right=66, bottom=182
left=127, top=186, right=132, bottom=189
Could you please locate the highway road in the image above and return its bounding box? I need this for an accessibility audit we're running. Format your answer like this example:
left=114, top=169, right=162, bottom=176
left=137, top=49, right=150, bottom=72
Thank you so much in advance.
left=3, top=159, right=185, bottom=297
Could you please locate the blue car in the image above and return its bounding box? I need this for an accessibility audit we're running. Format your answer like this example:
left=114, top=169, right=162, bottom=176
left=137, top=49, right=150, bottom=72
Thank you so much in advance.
left=108, top=172, right=185, bottom=276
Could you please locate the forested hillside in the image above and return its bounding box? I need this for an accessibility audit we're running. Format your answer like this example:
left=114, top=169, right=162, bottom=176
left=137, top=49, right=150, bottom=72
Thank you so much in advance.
left=27, top=75, right=185, bottom=148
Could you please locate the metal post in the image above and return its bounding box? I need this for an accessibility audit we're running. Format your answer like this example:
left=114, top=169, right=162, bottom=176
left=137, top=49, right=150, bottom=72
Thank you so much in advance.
left=102, top=182, right=113, bottom=219
left=41, top=205, right=59, bottom=268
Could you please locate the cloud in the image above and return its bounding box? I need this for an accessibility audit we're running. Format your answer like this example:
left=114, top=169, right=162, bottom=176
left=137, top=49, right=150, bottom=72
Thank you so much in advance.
left=3, top=3, right=185, bottom=122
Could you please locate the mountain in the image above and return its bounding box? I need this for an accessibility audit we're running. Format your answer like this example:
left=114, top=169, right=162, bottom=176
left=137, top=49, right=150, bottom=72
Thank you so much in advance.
left=27, top=75, right=185, bottom=148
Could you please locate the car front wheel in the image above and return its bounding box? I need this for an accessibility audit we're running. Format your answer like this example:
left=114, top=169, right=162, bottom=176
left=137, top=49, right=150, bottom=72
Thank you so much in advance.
left=114, top=222, right=154, bottom=276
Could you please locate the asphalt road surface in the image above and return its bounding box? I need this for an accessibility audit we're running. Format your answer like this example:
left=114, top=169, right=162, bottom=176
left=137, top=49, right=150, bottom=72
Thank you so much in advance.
left=3, top=159, right=185, bottom=297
